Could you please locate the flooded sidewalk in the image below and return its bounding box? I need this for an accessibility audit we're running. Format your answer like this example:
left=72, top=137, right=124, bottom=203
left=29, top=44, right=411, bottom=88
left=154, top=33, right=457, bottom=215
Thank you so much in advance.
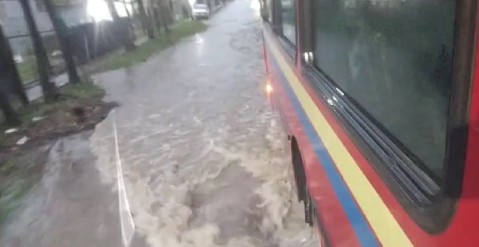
left=0, top=132, right=123, bottom=247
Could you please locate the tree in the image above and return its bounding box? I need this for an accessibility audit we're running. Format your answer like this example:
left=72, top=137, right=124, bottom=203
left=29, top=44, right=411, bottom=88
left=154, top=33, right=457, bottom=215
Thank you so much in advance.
left=151, top=6, right=162, bottom=33
left=0, top=24, right=28, bottom=105
left=106, top=0, right=136, bottom=50
left=43, top=0, right=80, bottom=84
left=106, top=0, right=120, bottom=20
left=19, top=0, right=58, bottom=102
left=137, top=0, right=155, bottom=39
left=158, top=3, right=170, bottom=33
left=121, top=0, right=136, bottom=38
left=0, top=24, right=22, bottom=125
left=0, top=86, right=20, bottom=125
left=150, top=0, right=170, bottom=34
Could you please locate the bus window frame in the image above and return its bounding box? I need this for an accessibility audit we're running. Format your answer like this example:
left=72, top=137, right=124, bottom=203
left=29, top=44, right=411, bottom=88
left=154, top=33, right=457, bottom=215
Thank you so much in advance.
left=297, top=0, right=478, bottom=233
left=275, top=0, right=297, bottom=59
left=264, top=0, right=282, bottom=35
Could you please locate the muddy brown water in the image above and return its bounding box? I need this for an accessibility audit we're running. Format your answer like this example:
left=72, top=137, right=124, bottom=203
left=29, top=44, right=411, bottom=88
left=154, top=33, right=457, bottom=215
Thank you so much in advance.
left=1, top=0, right=317, bottom=246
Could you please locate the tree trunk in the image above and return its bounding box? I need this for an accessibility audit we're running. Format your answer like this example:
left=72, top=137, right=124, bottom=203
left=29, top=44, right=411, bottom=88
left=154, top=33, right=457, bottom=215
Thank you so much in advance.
left=160, top=6, right=170, bottom=33
left=158, top=0, right=170, bottom=33
left=0, top=86, right=20, bottom=125
left=43, top=0, right=80, bottom=84
left=137, top=0, right=154, bottom=39
left=19, top=0, right=57, bottom=102
left=0, top=24, right=28, bottom=105
left=106, top=0, right=136, bottom=50
left=106, top=0, right=120, bottom=20
left=152, top=1, right=169, bottom=34
left=152, top=7, right=162, bottom=33
left=121, top=0, right=136, bottom=39
left=166, top=0, right=174, bottom=25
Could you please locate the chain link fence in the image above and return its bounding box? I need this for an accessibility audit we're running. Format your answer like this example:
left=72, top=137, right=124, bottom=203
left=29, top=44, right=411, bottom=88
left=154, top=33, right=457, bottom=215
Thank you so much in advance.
left=6, top=30, right=66, bottom=88
left=3, top=0, right=193, bottom=89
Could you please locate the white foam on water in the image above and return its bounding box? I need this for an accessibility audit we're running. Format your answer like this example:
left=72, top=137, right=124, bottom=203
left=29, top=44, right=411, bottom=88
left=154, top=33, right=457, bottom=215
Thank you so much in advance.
left=211, top=118, right=315, bottom=247
left=91, top=105, right=317, bottom=247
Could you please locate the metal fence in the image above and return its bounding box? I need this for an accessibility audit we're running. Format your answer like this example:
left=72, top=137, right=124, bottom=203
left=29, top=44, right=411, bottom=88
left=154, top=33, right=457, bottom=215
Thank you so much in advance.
left=6, top=30, right=66, bottom=87
left=3, top=0, right=192, bottom=89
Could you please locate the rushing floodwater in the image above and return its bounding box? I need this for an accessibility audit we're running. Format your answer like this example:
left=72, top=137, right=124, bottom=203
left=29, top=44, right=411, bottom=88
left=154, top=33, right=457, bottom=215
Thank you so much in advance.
left=0, top=1, right=317, bottom=246
left=91, top=0, right=316, bottom=246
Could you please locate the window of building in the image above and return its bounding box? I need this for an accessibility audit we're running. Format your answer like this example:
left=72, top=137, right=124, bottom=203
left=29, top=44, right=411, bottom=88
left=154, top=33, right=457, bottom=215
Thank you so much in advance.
left=312, top=0, right=457, bottom=179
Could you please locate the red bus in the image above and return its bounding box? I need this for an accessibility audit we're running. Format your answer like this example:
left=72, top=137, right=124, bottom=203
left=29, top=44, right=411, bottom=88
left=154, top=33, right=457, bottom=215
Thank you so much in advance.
left=261, top=0, right=479, bottom=246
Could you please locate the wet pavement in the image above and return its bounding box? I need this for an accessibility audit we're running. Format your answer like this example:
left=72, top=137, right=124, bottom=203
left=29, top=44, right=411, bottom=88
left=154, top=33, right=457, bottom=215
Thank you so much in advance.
left=1, top=0, right=317, bottom=246
left=0, top=132, right=123, bottom=247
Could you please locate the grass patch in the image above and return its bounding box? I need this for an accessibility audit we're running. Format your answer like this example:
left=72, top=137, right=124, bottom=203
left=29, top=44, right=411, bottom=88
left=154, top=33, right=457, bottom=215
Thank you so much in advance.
left=0, top=159, right=37, bottom=229
left=16, top=57, right=38, bottom=84
left=0, top=81, right=113, bottom=151
left=97, top=21, right=208, bottom=72
left=0, top=82, right=112, bottom=229
left=57, top=82, right=106, bottom=101
left=14, top=82, right=105, bottom=129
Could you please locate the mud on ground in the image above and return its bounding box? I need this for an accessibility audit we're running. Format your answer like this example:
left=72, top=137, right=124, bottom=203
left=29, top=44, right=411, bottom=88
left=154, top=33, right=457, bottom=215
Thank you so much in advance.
left=0, top=84, right=116, bottom=153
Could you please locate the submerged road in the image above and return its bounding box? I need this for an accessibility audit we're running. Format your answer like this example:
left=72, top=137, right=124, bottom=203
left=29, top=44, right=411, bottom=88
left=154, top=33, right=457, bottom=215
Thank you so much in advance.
left=1, top=1, right=317, bottom=246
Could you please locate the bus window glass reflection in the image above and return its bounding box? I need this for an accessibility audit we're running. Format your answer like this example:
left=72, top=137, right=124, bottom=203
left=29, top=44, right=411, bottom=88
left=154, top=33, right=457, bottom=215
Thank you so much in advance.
left=312, top=0, right=457, bottom=179
left=281, top=0, right=296, bottom=45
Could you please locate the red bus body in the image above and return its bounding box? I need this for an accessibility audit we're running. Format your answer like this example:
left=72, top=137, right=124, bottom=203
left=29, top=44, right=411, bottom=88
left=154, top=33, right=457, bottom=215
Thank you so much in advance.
left=262, top=2, right=479, bottom=246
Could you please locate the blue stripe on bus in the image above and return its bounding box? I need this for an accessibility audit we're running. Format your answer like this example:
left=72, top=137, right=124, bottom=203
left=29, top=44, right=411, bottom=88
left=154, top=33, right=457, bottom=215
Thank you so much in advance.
left=268, top=52, right=380, bottom=247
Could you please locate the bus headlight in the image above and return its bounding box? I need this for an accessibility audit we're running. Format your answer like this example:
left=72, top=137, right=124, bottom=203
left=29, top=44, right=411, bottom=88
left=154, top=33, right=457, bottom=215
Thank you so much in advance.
left=266, top=83, right=273, bottom=93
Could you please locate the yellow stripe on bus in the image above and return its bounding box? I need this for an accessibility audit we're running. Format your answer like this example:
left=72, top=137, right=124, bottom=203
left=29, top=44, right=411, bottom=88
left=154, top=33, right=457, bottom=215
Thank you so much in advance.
left=266, top=36, right=413, bottom=247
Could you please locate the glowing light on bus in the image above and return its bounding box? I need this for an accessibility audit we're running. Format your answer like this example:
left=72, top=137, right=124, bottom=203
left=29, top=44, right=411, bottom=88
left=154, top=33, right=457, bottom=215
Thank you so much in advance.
left=266, top=83, right=273, bottom=93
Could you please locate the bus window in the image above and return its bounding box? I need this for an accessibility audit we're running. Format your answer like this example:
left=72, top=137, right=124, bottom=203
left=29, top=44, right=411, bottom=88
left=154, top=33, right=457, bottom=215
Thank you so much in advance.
left=260, top=0, right=273, bottom=22
left=281, top=0, right=296, bottom=45
left=312, top=0, right=457, bottom=180
left=266, top=0, right=273, bottom=22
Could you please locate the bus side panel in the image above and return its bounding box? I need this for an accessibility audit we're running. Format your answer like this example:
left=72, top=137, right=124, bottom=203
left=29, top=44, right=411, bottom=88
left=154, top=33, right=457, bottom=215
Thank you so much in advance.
left=263, top=0, right=479, bottom=244
left=264, top=30, right=363, bottom=247
left=438, top=7, right=479, bottom=245
left=263, top=19, right=479, bottom=246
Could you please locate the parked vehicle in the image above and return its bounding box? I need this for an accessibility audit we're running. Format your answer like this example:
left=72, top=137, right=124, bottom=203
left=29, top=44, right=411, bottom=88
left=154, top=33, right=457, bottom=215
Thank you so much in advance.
left=192, top=4, right=210, bottom=19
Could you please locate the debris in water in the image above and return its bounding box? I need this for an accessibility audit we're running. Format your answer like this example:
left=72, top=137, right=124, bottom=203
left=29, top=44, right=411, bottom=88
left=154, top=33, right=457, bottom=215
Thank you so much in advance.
left=5, top=128, right=18, bottom=134
left=32, top=116, right=44, bottom=122
left=16, top=136, right=28, bottom=145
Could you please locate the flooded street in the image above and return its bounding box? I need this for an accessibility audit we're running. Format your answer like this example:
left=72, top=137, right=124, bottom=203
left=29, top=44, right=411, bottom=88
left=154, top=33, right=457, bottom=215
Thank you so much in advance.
left=1, top=0, right=316, bottom=246
left=92, top=0, right=315, bottom=246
